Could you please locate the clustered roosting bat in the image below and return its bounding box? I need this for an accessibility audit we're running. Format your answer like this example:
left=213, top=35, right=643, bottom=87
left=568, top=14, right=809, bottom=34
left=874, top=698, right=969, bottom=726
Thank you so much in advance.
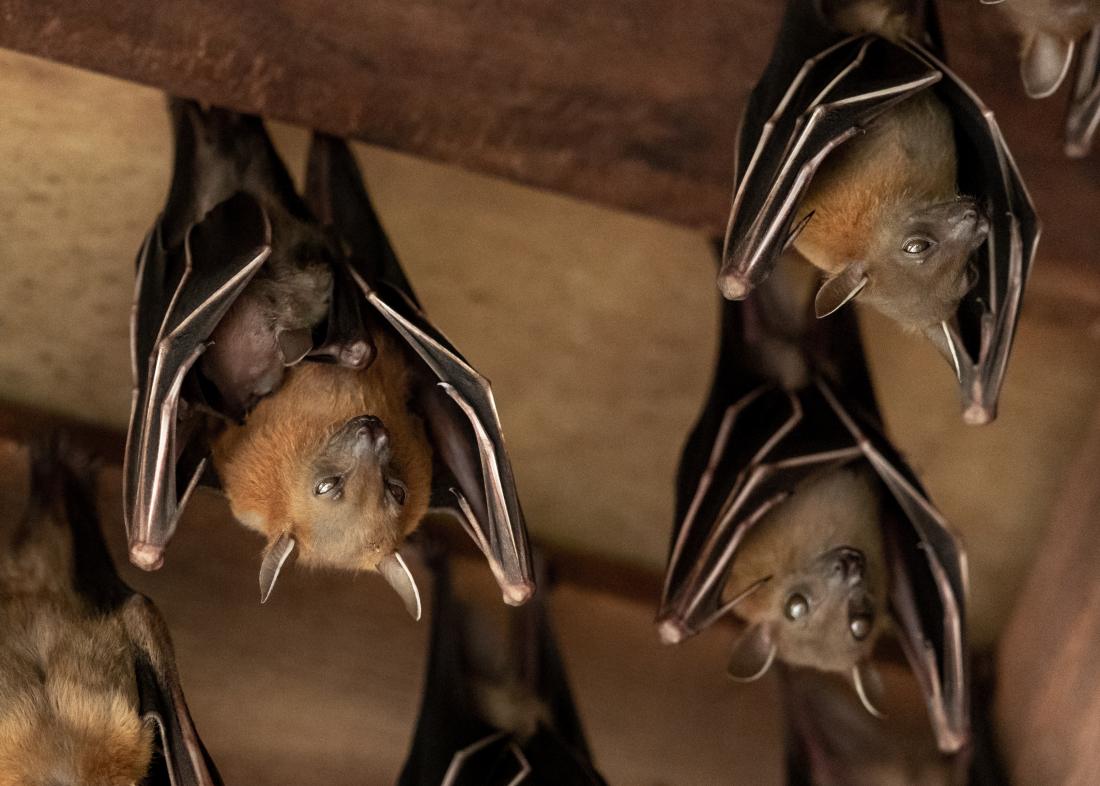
left=659, top=253, right=970, bottom=755
left=719, top=0, right=1038, bottom=424
left=124, top=99, right=533, bottom=613
left=0, top=440, right=220, bottom=786
left=984, top=0, right=1100, bottom=157
left=399, top=551, right=606, bottom=786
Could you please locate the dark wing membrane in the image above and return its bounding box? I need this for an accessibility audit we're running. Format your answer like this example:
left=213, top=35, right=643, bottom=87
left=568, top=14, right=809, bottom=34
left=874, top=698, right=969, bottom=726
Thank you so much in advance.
left=124, top=194, right=271, bottom=570
left=1065, top=25, right=1100, bottom=158
left=820, top=379, right=969, bottom=754
left=719, top=35, right=940, bottom=297
left=122, top=597, right=223, bottom=786
left=304, top=134, right=533, bottom=606
left=658, top=384, right=863, bottom=642
left=904, top=42, right=1040, bottom=425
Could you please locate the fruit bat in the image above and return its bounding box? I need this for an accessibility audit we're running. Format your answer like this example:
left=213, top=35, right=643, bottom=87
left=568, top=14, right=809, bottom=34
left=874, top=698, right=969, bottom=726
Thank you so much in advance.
left=657, top=249, right=970, bottom=754
left=123, top=99, right=533, bottom=612
left=0, top=439, right=220, bottom=786
left=718, top=0, right=1039, bottom=424
left=398, top=551, right=607, bottom=786
left=982, top=0, right=1100, bottom=157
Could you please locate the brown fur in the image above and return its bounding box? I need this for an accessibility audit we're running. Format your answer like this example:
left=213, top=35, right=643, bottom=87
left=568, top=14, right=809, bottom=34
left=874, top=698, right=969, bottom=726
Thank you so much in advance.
left=213, top=327, right=433, bottom=571
left=0, top=503, right=153, bottom=786
left=727, top=467, right=888, bottom=675
left=794, top=92, right=957, bottom=277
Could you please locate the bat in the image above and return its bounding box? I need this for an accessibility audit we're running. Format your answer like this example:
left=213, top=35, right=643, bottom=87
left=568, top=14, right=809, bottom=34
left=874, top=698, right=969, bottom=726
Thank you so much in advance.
left=718, top=0, right=1040, bottom=424
left=0, top=438, right=220, bottom=786
left=398, top=550, right=607, bottom=786
left=657, top=249, right=970, bottom=754
left=123, top=99, right=534, bottom=612
left=983, top=0, right=1100, bottom=157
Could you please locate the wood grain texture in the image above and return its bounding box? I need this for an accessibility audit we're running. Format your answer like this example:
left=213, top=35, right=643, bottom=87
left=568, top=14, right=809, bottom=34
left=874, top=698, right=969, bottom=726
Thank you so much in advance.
left=0, top=0, right=1095, bottom=274
left=995, top=402, right=1100, bottom=786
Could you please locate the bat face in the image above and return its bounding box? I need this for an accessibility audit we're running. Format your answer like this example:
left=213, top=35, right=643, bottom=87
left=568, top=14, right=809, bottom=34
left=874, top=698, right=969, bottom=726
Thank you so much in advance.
left=728, top=468, right=886, bottom=676
left=839, top=197, right=988, bottom=330
left=214, top=337, right=433, bottom=576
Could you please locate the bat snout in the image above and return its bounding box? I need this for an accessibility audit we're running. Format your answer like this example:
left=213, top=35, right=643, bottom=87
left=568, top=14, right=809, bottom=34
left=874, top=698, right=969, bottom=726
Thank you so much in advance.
left=829, top=547, right=865, bottom=587
left=342, top=415, right=391, bottom=460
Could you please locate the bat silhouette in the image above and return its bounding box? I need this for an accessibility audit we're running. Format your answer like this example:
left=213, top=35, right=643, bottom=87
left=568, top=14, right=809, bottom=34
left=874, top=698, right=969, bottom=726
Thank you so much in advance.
left=718, top=0, right=1039, bottom=424
left=0, top=438, right=220, bottom=786
left=123, top=100, right=533, bottom=612
left=982, top=0, right=1100, bottom=157
left=658, top=251, right=970, bottom=754
left=398, top=550, right=606, bottom=786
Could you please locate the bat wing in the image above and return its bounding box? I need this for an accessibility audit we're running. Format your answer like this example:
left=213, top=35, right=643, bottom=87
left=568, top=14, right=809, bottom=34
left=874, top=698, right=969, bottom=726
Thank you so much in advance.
left=902, top=41, right=1040, bottom=424
left=124, top=193, right=271, bottom=570
left=719, top=13, right=940, bottom=297
left=1065, top=24, right=1100, bottom=158
left=123, top=597, right=224, bottom=786
left=820, top=380, right=969, bottom=753
left=304, top=134, right=534, bottom=606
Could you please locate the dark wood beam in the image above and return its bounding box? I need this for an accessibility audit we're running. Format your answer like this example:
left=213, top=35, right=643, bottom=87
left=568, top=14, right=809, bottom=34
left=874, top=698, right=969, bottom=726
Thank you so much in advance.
left=0, top=1, right=1095, bottom=266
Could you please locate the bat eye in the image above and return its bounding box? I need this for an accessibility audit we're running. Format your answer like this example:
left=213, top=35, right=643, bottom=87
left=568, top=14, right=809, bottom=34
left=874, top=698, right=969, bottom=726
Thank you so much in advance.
left=902, top=237, right=933, bottom=255
left=386, top=478, right=407, bottom=506
left=849, top=615, right=872, bottom=641
left=784, top=593, right=810, bottom=621
left=315, top=476, right=342, bottom=497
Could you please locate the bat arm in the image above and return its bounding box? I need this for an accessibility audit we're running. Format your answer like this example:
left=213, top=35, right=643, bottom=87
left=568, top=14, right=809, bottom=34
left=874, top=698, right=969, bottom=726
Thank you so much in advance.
left=128, top=336, right=208, bottom=570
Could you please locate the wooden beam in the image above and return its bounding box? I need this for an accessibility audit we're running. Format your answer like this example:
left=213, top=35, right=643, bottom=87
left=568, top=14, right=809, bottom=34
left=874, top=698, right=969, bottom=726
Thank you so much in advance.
left=0, top=0, right=1095, bottom=272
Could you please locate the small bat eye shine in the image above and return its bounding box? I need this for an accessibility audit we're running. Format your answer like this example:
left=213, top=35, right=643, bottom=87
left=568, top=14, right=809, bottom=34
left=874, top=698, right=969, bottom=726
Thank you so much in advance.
left=784, top=592, right=810, bottom=621
left=315, top=476, right=342, bottom=497
left=902, top=237, right=933, bottom=255
left=849, top=615, right=872, bottom=641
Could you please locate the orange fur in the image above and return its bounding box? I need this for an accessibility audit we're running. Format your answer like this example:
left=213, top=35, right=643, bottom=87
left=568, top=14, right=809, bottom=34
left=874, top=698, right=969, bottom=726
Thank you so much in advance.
left=213, top=328, right=433, bottom=571
left=794, top=91, right=956, bottom=276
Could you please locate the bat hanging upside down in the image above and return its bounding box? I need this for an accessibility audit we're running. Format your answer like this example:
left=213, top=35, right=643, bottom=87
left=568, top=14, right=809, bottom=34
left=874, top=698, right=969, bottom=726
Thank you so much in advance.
left=0, top=441, right=221, bottom=786
left=794, top=1, right=990, bottom=332
left=725, top=466, right=889, bottom=715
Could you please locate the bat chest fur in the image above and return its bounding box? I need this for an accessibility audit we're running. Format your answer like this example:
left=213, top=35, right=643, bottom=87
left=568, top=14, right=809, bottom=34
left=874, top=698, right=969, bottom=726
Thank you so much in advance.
left=0, top=596, right=152, bottom=786
left=792, top=92, right=957, bottom=274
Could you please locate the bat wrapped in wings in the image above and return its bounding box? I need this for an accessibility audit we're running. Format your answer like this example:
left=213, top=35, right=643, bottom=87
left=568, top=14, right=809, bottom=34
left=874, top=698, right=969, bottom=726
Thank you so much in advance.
left=398, top=550, right=607, bottom=786
left=0, top=438, right=220, bottom=786
left=717, top=0, right=1039, bottom=424
left=657, top=253, right=970, bottom=754
left=123, top=100, right=533, bottom=613
left=982, top=0, right=1100, bottom=157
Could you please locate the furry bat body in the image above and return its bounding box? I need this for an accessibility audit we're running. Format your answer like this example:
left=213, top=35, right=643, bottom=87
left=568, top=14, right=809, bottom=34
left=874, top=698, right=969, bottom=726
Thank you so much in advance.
left=124, top=100, right=533, bottom=611
left=0, top=441, right=220, bottom=786
left=399, top=553, right=606, bottom=786
left=719, top=0, right=1038, bottom=423
left=659, top=252, right=969, bottom=753
left=989, top=0, right=1100, bottom=157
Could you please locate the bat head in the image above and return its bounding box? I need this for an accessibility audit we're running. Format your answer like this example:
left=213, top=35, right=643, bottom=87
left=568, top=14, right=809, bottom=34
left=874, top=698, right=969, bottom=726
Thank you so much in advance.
left=815, top=198, right=988, bottom=331
left=726, top=469, right=887, bottom=682
left=213, top=353, right=433, bottom=611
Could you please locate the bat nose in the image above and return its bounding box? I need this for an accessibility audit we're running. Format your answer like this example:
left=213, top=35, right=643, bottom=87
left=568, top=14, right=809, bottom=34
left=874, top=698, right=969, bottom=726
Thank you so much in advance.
left=833, top=547, right=865, bottom=585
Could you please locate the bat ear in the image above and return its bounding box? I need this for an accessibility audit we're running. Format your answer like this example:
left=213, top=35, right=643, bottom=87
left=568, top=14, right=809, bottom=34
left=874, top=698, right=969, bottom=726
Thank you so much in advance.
left=726, top=623, right=778, bottom=682
left=378, top=552, right=423, bottom=621
left=1020, top=31, right=1075, bottom=98
left=259, top=533, right=296, bottom=604
left=815, top=264, right=868, bottom=319
left=851, top=660, right=887, bottom=719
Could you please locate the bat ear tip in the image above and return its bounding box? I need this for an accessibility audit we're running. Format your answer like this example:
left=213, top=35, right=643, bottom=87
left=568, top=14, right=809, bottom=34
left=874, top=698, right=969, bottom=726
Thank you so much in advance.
left=502, top=580, right=535, bottom=606
left=129, top=543, right=165, bottom=572
left=656, top=617, right=689, bottom=645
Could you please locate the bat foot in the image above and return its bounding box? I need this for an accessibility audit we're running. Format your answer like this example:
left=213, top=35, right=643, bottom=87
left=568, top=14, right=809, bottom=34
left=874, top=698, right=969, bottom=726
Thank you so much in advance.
left=501, top=579, right=535, bottom=606
left=656, top=617, right=689, bottom=645
left=129, top=542, right=165, bottom=571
